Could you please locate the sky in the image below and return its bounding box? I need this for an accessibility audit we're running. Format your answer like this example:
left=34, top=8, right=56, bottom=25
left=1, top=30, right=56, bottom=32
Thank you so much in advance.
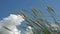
left=0, top=0, right=60, bottom=20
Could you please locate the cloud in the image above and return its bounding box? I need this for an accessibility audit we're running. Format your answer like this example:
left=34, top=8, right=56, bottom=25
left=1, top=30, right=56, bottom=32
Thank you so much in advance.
left=24, top=26, right=33, bottom=34
left=0, top=14, right=33, bottom=34
left=0, top=14, right=24, bottom=34
left=50, top=24, right=60, bottom=31
left=0, top=14, right=24, bottom=26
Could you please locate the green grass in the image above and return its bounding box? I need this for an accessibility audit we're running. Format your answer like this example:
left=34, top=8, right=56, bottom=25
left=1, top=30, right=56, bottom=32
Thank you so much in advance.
left=19, top=1, right=60, bottom=34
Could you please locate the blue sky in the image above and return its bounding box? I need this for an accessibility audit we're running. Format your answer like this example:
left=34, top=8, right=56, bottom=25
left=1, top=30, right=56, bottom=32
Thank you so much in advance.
left=0, top=0, right=60, bottom=34
left=0, top=0, right=60, bottom=20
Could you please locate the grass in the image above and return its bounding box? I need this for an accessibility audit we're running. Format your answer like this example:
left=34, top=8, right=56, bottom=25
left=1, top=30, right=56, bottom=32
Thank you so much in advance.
left=19, top=0, right=60, bottom=34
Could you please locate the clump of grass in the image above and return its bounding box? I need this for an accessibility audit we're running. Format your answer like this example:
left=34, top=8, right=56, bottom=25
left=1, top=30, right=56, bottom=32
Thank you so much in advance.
left=13, top=0, right=60, bottom=34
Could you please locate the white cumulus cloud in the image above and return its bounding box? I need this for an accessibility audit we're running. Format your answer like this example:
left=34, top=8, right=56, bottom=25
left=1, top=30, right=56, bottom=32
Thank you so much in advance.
left=0, top=14, right=24, bottom=34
